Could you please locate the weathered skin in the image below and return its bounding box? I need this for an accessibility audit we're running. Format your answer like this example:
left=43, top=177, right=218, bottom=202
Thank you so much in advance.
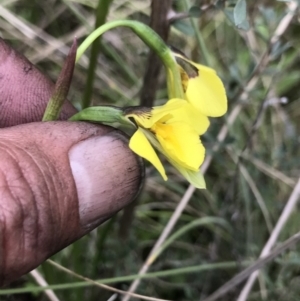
left=0, top=38, right=77, bottom=127
left=0, top=39, right=142, bottom=286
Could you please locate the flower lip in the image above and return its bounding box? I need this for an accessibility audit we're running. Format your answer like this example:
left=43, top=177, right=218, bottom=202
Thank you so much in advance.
left=123, top=98, right=210, bottom=188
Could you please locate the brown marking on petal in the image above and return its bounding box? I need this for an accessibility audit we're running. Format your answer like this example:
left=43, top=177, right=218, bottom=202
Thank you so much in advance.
left=175, top=56, right=199, bottom=79
left=123, top=106, right=152, bottom=119
left=169, top=45, right=188, bottom=58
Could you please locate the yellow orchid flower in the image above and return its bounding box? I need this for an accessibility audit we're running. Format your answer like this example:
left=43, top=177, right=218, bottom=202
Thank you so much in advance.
left=71, top=21, right=229, bottom=189
left=172, top=51, right=227, bottom=117
left=124, top=99, right=207, bottom=188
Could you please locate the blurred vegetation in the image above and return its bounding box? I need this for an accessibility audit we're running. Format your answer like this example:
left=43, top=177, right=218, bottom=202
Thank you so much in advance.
left=1, top=0, right=300, bottom=300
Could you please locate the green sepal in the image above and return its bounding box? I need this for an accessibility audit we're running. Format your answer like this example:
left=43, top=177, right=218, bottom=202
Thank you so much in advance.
left=43, top=39, right=77, bottom=121
left=69, top=105, right=133, bottom=127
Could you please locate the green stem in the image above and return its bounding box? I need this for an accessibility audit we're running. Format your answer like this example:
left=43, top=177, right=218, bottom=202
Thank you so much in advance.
left=62, top=2, right=138, bottom=87
left=0, top=261, right=250, bottom=295
left=76, top=20, right=184, bottom=99
left=148, top=217, right=231, bottom=264
left=183, top=0, right=211, bottom=66
left=42, top=95, right=63, bottom=121
left=82, top=0, right=113, bottom=108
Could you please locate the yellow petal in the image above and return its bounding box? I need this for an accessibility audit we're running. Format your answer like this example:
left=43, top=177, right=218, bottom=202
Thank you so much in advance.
left=129, top=128, right=167, bottom=180
left=183, top=104, right=210, bottom=135
left=151, top=98, right=186, bottom=123
left=168, top=103, right=210, bottom=135
left=185, top=63, right=227, bottom=117
left=178, top=65, right=189, bottom=92
left=125, top=99, right=186, bottom=129
left=153, top=122, right=205, bottom=170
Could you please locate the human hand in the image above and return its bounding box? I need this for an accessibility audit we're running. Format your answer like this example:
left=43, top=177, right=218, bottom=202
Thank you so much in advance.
left=0, top=38, right=143, bottom=286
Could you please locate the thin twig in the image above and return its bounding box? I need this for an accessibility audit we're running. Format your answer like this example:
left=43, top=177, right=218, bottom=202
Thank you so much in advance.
left=236, top=177, right=300, bottom=301
left=236, top=1, right=299, bottom=300
left=229, top=152, right=273, bottom=234
left=0, top=5, right=69, bottom=55
left=202, top=231, right=300, bottom=301
left=241, top=153, right=296, bottom=188
left=47, top=260, right=171, bottom=301
left=121, top=184, right=196, bottom=301
left=30, top=270, right=60, bottom=301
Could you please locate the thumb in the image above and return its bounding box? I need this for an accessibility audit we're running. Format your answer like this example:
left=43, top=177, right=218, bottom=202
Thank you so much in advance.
left=0, top=121, right=143, bottom=286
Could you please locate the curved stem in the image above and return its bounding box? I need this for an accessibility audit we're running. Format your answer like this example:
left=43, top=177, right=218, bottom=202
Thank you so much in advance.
left=183, top=0, right=211, bottom=66
left=76, top=20, right=184, bottom=99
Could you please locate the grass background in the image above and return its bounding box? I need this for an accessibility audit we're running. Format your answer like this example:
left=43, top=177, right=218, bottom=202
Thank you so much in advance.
left=1, top=0, right=300, bottom=300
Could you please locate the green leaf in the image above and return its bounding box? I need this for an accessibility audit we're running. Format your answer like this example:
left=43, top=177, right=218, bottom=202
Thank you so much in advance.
left=189, top=6, right=202, bottom=18
left=233, top=0, right=250, bottom=31
left=172, top=20, right=195, bottom=36
left=234, top=0, right=247, bottom=25
left=223, top=6, right=250, bottom=31
left=276, top=71, right=300, bottom=95
left=215, top=0, right=225, bottom=9
left=237, top=17, right=250, bottom=30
